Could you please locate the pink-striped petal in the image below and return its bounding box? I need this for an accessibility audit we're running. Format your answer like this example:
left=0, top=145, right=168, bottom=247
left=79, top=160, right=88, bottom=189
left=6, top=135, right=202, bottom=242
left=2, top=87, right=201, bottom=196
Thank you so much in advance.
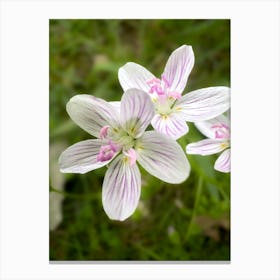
left=214, top=149, right=231, bottom=173
left=151, top=113, right=189, bottom=140
left=195, top=114, right=230, bottom=139
left=120, top=88, right=155, bottom=138
left=118, top=62, right=155, bottom=92
left=109, top=101, right=121, bottom=114
left=66, top=95, right=120, bottom=138
left=135, top=131, right=190, bottom=184
left=174, top=86, right=230, bottom=122
left=162, top=45, right=195, bottom=94
left=102, top=155, right=141, bottom=221
left=59, top=139, right=115, bottom=174
left=186, top=139, right=228, bottom=156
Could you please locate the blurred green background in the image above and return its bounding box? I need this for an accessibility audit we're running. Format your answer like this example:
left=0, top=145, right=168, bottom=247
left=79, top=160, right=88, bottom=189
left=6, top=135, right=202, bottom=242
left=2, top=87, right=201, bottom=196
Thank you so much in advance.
left=49, top=19, right=230, bottom=261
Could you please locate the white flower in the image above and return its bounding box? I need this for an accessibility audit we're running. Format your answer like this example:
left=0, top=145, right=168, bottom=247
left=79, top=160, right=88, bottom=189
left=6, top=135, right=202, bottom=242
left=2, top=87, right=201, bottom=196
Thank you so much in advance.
left=118, top=45, right=230, bottom=140
left=186, top=114, right=230, bottom=173
left=59, top=89, right=190, bottom=221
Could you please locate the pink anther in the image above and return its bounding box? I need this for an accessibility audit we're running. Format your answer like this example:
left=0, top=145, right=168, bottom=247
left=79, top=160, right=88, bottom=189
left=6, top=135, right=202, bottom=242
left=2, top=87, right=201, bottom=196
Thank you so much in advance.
left=147, top=78, right=165, bottom=95
left=99, top=125, right=110, bottom=140
left=123, top=148, right=137, bottom=166
left=147, top=78, right=161, bottom=86
left=96, top=141, right=119, bottom=162
left=149, top=85, right=164, bottom=95
left=211, top=123, right=230, bottom=139
left=161, top=74, right=170, bottom=88
left=168, top=91, right=182, bottom=99
left=108, top=140, right=118, bottom=152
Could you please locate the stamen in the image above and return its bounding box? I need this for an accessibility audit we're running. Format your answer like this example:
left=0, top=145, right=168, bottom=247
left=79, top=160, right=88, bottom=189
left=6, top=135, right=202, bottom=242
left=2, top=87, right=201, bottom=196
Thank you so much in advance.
left=147, top=78, right=164, bottom=95
left=147, top=78, right=161, bottom=86
left=211, top=123, right=230, bottom=139
left=99, top=125, right=110, bottom=139
left=168, top=91, right=182, bottom=100
left=161, top=74, right=170, bottom=88
left=123, top=148, right=137, bottom=166
left=220, top=142, right=230, bottom=149
left=108, top=140, right=118, bottom=152
left=96, top=141, right=119, bottom=162
left=212, top=123, right=229, bottom=130
left=149, top=85, right=163, bottom=95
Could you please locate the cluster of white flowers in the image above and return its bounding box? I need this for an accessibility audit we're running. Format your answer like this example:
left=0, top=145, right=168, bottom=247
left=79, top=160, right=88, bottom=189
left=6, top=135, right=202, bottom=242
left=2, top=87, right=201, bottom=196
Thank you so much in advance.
left=59, top=45, right=230, bottom=221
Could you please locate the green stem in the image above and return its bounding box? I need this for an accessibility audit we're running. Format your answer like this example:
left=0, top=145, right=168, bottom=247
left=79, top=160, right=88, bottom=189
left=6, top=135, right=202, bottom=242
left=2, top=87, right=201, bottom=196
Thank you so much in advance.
left=185, top=176, right=203, bottom=242
left=189, top=159, right=229, bottom=202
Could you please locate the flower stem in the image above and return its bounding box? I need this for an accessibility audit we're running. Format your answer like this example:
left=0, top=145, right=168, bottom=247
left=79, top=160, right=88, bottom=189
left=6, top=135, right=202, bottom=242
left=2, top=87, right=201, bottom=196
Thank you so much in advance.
left=185, top=176, right=203, bottom=242
left=188, top=158, right=229, bottom=201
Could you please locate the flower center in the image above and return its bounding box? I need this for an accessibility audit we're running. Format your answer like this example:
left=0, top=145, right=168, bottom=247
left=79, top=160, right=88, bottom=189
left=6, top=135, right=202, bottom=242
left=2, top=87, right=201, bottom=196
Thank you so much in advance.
left=108, top=127, right=135, bottom=150
left=212, top=123, right=230, bottom=139
left=96, top=125, right=137, bottom=165
left=146, top=74, right=181, bottom=116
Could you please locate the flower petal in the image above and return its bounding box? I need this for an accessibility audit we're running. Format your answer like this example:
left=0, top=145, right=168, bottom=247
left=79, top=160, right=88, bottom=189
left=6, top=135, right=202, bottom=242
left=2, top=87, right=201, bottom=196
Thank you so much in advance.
left=59, top=139, right=115, bottom=174
left=151, top=113, right=189, bottom=140
left=120, top=88, right=155, bottom=138
left=66, top=95, right=120, bottom=138
left=195, top=114, right=230, bottom=139
left=109, top=101, right=121, bottom=114
left=162, top=45, right=195, bottom=94
left=135, top=131, right=190, bottom=184
left=118, top=62, right=155, bottom=92
left=214, top=149, right=231, bottom=173
left=174, top=86, right=230, bottom=122
left=102, top=155, right=141, bottom=221
left=186, top=139, right=228, bottom=156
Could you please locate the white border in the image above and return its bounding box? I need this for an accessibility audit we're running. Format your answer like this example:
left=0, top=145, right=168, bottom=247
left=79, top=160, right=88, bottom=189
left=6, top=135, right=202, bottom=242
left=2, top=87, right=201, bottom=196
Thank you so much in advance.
left=1, top=0, right=279, bottom=279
